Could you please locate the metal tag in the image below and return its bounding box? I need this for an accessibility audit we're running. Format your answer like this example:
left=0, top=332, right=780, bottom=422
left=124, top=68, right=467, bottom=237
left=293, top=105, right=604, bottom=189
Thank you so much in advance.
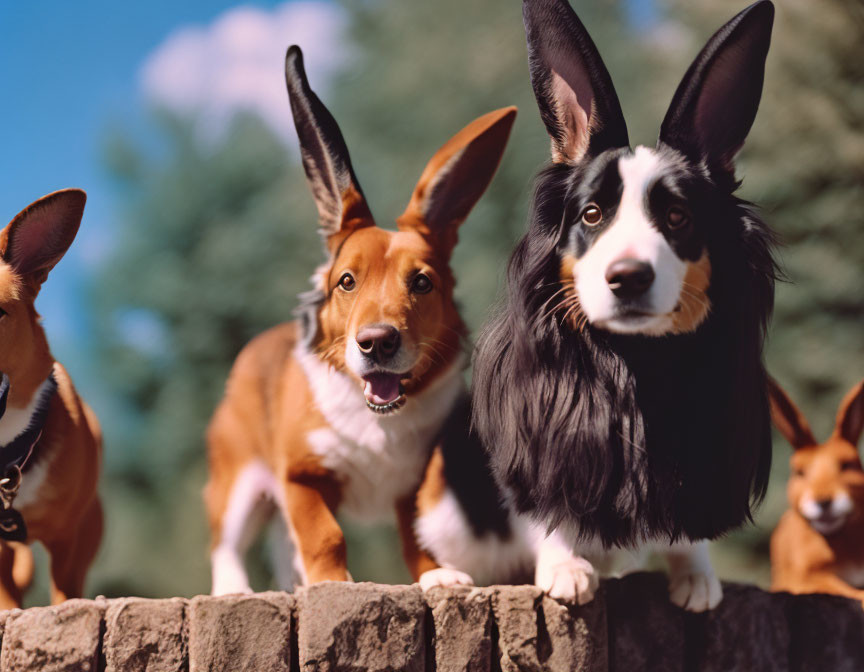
left=0, top=508, right=26, bottom=542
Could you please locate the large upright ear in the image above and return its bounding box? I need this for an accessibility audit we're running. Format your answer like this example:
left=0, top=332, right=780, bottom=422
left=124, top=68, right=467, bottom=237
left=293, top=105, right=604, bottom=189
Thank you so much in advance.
left=767, top=377, right=817, bottom=449
left=834, top=380, right=864, bottom=447
left=0, top=189, right=86, bottom=286
left=284, top=45, right=373, bottom=250
left=522, top=0, right=628, bottom=163
left=658, top=0, right=773, bottom=181
left=397, top=107, right=517, bottom=256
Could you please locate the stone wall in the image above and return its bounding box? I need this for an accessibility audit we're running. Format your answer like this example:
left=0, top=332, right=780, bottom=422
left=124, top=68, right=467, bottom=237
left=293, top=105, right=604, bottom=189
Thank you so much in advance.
left=1, top=573, right=863, bottom=671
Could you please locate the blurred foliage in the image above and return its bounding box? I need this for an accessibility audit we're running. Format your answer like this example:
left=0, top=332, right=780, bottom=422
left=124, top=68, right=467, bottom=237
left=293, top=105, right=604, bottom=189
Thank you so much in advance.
left=39, top=0, right=860, bottom=603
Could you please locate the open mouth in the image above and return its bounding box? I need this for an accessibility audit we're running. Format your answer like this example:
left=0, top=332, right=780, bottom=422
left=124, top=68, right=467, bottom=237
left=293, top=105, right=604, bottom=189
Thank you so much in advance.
left=362, top=372, right=408, bottom=415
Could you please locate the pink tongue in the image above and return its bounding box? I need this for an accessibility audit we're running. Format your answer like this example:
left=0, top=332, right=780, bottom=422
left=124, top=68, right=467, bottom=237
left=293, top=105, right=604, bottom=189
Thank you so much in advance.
left=363, top=373, right=401, bottom=405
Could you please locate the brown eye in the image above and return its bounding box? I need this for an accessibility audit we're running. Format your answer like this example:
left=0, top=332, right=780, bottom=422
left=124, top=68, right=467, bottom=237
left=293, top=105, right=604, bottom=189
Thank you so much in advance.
left=841, top=461, right=860, bottom=472
left=582, top=204, right=602, bottom=227
left=411, top=273, right=433, bottom=294
left=793, top=467, right=805, bottom=478
left=338, top=272, right=356, bottom=291
left=667, top=206, right=691, bottom=231
left=0, top=308, right=6, bottom=318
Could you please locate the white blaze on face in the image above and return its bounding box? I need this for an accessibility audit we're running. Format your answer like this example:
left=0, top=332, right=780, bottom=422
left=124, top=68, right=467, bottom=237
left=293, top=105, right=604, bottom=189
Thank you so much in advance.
left=573, top=146, right=688, bottom=336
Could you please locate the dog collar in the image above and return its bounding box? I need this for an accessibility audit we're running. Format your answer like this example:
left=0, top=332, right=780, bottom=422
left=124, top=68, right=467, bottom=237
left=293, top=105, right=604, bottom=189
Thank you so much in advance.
left=0, top=372, right=57, bottom=542
left=0, top=373, right=58, bottom=473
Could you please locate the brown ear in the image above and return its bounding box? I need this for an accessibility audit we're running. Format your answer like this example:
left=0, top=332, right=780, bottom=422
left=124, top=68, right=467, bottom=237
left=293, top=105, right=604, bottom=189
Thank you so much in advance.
left=834, top=380, right=864, bottom=447
left=397, top=107, right=517, bottom=257
left=0, top=189, right=86, bottom=286
left=767, top=376, right=817, bottom=449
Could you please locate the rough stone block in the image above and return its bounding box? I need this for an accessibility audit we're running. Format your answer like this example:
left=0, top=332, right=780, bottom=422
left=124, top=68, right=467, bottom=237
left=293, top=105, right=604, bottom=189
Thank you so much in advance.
left=298, top=581, right=425, bottom=672
left=425, top=585, right=492, bottom=672
left=489, top=585, right=545, bottom=672
left=188, top=591, right=293, bottom=672
left=606, top=572, right=685, bottom=672
left=0, top=598, right=104, bottom=672
left=104, top=597, right=188, bottom=672
left=490, top=585, right=607, bottom=672
left=541, top=590, right=608, bottom=672
left=695, top=583, right=789, bottom=672
left=784, top=592, right=864, bottom=672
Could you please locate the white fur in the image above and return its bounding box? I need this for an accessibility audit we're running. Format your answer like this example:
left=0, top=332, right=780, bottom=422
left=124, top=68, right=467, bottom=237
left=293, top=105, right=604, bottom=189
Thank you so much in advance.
left=573, top=146, right=688, bottom=336
left=418, top=567, right=474, bottom=591
left=211, top=460, right=283, bottom=596
left=298, top=344, right=465, bottom=522
left=414, top=488, right=535, bottom=587
left=0, top=378, right=52, bottom=445
left=534, top=525, right=599, bottom=604
left=664, top=540, right=723, bottom=612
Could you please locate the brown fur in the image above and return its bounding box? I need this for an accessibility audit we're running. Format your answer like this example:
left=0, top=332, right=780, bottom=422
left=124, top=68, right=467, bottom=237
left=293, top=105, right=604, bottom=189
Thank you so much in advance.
left=0, top=190, right=102, bottom=608
left=205, top=107, right=517, bottom=585
left=670, top=253, right=712, bottom=334
left=769, top=378, right=864, bottom=604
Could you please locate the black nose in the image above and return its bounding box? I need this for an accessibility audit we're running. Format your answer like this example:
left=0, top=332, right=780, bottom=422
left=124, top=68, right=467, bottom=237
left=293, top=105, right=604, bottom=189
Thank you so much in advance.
left=815, top=498, right=833, bottom=513
left=356, top=324, right=401, bottom=363
left=605, top=259, right=655, bottom=299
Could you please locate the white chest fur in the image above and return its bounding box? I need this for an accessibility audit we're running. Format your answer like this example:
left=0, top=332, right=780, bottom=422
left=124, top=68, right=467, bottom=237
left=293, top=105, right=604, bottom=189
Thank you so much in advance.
left=296, top=345, right=465, bottom=522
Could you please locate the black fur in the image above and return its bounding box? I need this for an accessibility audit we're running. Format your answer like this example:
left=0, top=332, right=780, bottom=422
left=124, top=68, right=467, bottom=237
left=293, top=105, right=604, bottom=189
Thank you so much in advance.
left=472, top=0, right=777, bottom=547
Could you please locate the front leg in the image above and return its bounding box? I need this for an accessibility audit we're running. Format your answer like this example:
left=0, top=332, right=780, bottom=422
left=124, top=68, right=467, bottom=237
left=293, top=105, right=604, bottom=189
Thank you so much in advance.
left=664, top=539, right=722, bottom=612
left=282, top=473, right=349, bottom=584
left=533, top=524, right=598, bottom=605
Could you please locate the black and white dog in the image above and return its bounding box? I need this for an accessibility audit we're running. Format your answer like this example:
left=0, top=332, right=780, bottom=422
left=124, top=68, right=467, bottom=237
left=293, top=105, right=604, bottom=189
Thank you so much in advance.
left=473, top=0, right=777, bottom=611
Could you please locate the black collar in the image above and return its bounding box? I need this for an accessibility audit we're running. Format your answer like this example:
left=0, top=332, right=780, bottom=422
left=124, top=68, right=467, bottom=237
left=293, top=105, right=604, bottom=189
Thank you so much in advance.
left=0, top=373, right=58, bottom=473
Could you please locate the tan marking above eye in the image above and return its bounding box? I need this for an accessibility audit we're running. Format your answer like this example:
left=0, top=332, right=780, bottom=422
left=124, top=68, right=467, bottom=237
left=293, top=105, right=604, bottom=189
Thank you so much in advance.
left=667, top=205, right=691, bottom=230
left=582, top=204, right=602, bottom=227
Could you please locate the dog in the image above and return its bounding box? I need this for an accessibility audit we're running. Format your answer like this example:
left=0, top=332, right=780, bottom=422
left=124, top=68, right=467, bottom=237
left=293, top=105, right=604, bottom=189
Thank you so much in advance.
left=205, top=45, right=528, bottom=594
left=472, top=0, right=777, bottom=611
left=769, top=377, right=864, bottom=602
left=0, top=189, right=102, bottom=608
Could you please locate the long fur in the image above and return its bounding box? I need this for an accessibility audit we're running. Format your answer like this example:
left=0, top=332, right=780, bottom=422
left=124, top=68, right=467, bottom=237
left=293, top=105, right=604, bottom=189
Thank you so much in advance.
left=472, top=160, right=777, bottom=547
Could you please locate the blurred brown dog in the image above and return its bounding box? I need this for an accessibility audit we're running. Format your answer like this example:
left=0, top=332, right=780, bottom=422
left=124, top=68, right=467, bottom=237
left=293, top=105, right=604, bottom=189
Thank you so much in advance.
left=0, top=190, right=102, bottom=608
left=769, top=377, right=864, bottom=602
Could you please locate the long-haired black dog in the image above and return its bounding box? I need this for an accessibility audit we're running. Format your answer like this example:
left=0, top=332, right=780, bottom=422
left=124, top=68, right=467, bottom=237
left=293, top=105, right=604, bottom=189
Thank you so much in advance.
left=473, top=0, right=777, bottom=611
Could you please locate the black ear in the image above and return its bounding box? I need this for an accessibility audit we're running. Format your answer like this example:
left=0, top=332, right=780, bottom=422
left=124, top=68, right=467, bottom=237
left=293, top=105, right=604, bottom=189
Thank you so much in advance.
left=659, top=0, right=773, bottom=180
left=1, top=189, right=86, bottom=286
left=284, top=45, right=372, bottom=248
left=522, top=0, right=629, bottom=163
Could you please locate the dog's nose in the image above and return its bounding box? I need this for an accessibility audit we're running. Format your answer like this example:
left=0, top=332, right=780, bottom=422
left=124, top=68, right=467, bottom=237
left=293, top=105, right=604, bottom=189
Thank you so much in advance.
left=356, top=324, right=401, bottom=362
left=605, top=259, right=655, bottom=298
left=815, top=498, right=833, bottom=513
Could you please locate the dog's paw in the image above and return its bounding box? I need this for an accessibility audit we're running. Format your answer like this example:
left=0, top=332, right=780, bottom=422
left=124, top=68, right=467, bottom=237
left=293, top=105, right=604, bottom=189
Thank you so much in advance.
left=668, top=571, right=723, bottom=612
left=536, top=556, right=598, bottom=605
left=418, top=568, right=475, bottom=592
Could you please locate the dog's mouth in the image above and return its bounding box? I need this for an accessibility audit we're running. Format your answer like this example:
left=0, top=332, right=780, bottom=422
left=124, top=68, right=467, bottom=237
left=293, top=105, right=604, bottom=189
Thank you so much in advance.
left=362, top=372, right=408, bottom=415
left=807, top=512, right=847, bottom=536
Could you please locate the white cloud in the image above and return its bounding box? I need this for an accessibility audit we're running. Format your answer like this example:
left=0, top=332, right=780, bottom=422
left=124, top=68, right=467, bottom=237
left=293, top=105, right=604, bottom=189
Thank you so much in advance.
left=141, top=1, right=347, bottom=145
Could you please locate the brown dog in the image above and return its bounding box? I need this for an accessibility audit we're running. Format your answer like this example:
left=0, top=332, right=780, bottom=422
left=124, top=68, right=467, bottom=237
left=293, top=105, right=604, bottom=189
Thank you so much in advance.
left=0, top=190, right=102, bottom=608
left=769, top=377, right=864, bottom=601
left=204, top=46, right=516, bottom=594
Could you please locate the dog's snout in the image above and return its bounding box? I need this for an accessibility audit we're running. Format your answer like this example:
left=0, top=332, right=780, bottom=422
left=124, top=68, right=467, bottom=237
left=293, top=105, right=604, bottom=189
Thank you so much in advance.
left=605, top=259, right=655, bottom=298
left=814, top=498, right=834, bottom=513
left=356, top=324, right=401, bottom=362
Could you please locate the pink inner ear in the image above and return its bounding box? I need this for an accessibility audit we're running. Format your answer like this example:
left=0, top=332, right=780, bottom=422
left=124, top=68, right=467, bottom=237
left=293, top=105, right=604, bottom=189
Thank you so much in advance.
left=547, top=47, right=595, bottom=162
left=6, top=192, right=85, bottom=277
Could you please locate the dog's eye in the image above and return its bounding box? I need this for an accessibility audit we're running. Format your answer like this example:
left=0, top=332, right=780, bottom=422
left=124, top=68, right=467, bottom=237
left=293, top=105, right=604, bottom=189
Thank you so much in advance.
left=841, top=461, right=860, bottom=472
left=337, top=273, right=356, bottom=291
left=411, top=274, right=433, bottom=295
left=0, top=308, right=6, bottom=319
left=582, top=204, right=603, bottom=227
left=793, top=467, right=805, bottom=478
left=667, top=206, right=691, bottom=232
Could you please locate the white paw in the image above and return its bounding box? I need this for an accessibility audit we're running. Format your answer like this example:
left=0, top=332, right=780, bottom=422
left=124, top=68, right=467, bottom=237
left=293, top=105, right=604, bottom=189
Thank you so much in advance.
left=418, top=568, right=475, bottom=591
left=536, top=556, right=598, bottom=605
left=668, top=572, right=723, bottom=612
